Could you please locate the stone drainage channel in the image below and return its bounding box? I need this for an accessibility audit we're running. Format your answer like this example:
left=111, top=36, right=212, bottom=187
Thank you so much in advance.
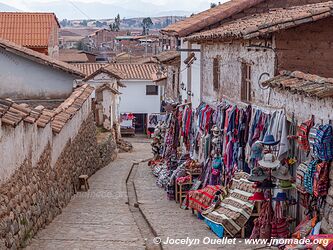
left=126, top=161, right=162, bottom=250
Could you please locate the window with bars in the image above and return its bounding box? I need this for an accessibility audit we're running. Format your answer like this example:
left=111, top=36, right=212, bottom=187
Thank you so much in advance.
left=213, top=57, right=220, bottom=91
left=241, top=62, right=252, bottom=102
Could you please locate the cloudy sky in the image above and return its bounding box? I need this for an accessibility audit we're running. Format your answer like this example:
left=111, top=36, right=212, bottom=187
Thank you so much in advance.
left=0, top=0, right=223, bottom=19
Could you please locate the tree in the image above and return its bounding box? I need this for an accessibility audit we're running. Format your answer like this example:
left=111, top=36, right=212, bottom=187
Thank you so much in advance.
left=60, top=19, right=70, bottom=27
left=142, top=17, right=153, bottom=35
left=95, top=21, right=103, bottom=28
left=80, top=20, right=88, bottom=27
left=110, top=14, right=121, bottom=31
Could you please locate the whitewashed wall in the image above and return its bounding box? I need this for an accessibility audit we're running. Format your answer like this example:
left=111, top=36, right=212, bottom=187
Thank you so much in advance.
left=190, top=43, right=201, bottom=108
left=179, top=40, right=202, bottom=107
left=180, top=39, right=189, bottom=102
left=0, top=95, right=92, bottom=185
left=201, top=40, right=275, bottom=106
left=0, top=121, right=52, bottom=184
left=119, top=80, right=161, bottom=114
left=266, top=89, right=333, bottom=123
left=83, top=73, right=120, bottom=126
left=0, top=48, right=78, bottom=100
left=51, top=97, right=91, bottom=166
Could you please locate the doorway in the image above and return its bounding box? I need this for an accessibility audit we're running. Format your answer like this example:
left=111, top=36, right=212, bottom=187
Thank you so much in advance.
left=133, top=113, right=147, bottom=134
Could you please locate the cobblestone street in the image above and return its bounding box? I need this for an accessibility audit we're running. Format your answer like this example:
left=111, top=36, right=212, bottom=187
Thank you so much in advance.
left=26, top=138, right=262, bottom=250
left=26, top=139, right=152, bottom=250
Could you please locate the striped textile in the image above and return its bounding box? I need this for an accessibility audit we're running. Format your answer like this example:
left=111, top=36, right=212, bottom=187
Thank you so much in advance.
left=202, top=172, right=256, bottom=237
left=186, top=185, right=221, bottom=212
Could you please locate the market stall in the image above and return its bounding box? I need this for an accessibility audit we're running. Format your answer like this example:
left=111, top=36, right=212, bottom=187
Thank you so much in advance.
left=148, top=98, right=333, bottom=247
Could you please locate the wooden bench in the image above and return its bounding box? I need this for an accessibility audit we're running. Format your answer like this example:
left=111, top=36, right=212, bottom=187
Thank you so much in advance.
left=79, top=175, right=90, bottom=191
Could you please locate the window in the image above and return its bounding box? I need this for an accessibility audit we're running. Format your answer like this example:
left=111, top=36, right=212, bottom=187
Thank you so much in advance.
left=241, top=62, right=252, bottom=102
left=146, top=85, right=158, bottom=95
left=213, top=57, right=220, bottom=91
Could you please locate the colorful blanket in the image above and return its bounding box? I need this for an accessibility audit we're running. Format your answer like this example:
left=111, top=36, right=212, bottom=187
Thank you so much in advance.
left=186, top=185, right=221, bottom=212
left=202, top=172, right=256, bottom=237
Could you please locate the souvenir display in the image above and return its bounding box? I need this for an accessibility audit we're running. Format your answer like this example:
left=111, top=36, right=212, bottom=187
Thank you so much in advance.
left=148, top=99, right=333, bottom=242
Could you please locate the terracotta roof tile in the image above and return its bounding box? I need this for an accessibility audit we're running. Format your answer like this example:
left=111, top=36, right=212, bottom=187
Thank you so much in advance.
left=263, top=70, right=333, bottom=99
left=105, top=64, right=159, bottom=80
left=73, top=63, right=160, bottom=80
left=0, top=12, right=60, bottom=47
left=51, top=84, right=94, bottom=133
left=72, top=63, right=106, bottom=76
left=161, top=0, right=265, bottom=37
left=0, top=84, right=93, bottom=129
left=0, top=38, right=85, bottom=77
left=82, top=67, right=125, bottom=81
left=154, top=50, right=180, bottom=64
left=187, top=1, right=333, bottom=42
left=59, top=52, right=89, bottom=63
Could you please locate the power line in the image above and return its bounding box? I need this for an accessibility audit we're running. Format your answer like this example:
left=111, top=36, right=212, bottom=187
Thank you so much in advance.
left=68, top=1, right=91, bottom=20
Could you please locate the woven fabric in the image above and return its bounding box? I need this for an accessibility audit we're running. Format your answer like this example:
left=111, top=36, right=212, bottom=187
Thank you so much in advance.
left=297, top=119, right=313, bottom=152
left=304, top=160, right=318, bottom=194
left=313, top=162, right=329, bottom=197
left=296, top=162, right=308, bottom=193
left=186, top=185, right=221, bottom=212
left=202, top=172, right=255, bottom=237
left=314, top=125, right=333, bottom=161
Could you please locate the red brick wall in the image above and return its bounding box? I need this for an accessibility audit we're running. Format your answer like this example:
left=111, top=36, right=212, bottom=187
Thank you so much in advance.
left=275, top=16, right=333, bottom=78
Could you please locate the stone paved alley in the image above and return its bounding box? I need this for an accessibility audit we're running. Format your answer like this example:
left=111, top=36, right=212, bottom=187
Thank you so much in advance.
left=26, top=138, right=263, bottom=250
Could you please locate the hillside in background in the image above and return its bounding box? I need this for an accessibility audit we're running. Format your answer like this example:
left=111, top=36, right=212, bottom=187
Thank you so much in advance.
left=61, top=16, right=186, bottom=30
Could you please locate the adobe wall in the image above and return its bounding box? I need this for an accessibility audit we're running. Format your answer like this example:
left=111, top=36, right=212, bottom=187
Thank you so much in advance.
left=275, top=16, right=333, bottom=78
left=0, top=113, right=104, bottom=249
left=0, top=87, right=118, bottom=248
left=201, top=40, right=275, bottom=106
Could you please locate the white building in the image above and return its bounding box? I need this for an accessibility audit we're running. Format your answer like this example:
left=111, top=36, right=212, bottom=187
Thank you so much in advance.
left=74, top=63, right=162, bottom=134
left=0, top=39, right=85, bottom=107
left=160, top=0, right=271, bottom=108
left=81, top=67, right=125, bottom=132
left=113, top=64, right=163, bottom=133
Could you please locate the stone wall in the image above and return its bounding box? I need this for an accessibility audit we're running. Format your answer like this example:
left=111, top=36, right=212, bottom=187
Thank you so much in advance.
left=98, top=134, right=118, bottom=167
left=0, top=113, right=115, bottom=249
left=200, top=40, right=275, bottom=106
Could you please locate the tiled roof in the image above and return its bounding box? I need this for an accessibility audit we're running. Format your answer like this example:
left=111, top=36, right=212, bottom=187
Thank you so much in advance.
left=112, top=55, right=158, bottom=64
left=0, top=99, right=54, bottom=127
left=186, top=1, right=333, bottom=42
left=72, top=63, right=107, bottom=76
left=0, top=84, right=93, bottom=132
left=0, top=38, right=85, bottom=77
left=52, top=84, right=94, bottom=133
left=154, top=50, right=180, bottom=64
left=83, top=67, right=125, bottom=81
left=59, top=52, right=89, bottom=63
left=73, top=63, right=159, bottom=80
left=105, top=64, right=159, bottom=80
left=0, top=12, right=60, bottom=47
left=161, top=0, right=265, bottom=37
left=96, top=84, right=121, bottom=95
left=262, top=70, right=333, bottom=99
